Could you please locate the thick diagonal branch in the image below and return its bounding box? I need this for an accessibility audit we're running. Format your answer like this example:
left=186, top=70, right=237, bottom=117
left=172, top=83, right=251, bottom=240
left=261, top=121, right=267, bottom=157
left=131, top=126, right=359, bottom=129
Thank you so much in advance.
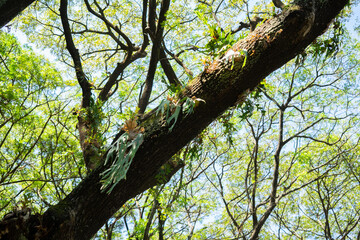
left=0, top=0, right=35, bottom=27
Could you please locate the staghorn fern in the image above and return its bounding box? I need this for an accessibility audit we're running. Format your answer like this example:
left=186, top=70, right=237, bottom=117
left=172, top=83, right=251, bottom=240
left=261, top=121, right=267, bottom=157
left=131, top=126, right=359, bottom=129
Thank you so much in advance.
left=100, top=132, right=144, bottom=194
left=157, top=96, right=205, bottom=132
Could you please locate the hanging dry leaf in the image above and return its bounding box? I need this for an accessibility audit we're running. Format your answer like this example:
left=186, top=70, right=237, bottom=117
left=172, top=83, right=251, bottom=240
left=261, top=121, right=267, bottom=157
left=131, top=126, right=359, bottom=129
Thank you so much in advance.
left=122, top=119, right=145, bottom=140
left=122, top=119, right=138, bottom=132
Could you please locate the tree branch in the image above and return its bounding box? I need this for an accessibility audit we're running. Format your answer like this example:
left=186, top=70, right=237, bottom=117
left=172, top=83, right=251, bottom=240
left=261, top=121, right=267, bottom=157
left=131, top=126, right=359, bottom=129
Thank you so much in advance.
left=272, top=0, right=285, bottom=9
left=163, top=45, right=194, bottom=79
left=0, top=0, right=35, bottom=27
left=84, top=0, right=133, bottom=51
left=141, top=0, right=150, bottom=52
left=138, top=0, right=171, bottom=114
left=60, top=0, right=92, bottom=108
left=159, top=46, right=183, bottom=86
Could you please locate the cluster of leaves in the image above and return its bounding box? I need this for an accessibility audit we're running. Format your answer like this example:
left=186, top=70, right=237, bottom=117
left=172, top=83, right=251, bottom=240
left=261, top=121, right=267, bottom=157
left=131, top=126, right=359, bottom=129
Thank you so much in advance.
left=236, top=82, right=267, bottom=121
left=0, top=30, right=81, bottom=214
left=309, top=18, right=345, bottom=59
left=195, top=5, right=238, bottom=57
left=0, top=31, right=60, bottom=110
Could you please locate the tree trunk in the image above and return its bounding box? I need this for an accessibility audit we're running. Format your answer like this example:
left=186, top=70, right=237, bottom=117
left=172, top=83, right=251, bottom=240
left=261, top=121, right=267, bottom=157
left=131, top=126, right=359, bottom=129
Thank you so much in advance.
left=0, top=0, right=349, bottom=239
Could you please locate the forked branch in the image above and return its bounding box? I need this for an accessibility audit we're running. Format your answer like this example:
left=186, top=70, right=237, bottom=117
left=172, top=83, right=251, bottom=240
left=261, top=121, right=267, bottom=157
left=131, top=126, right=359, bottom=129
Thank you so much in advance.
left=138, top=0, right=171, bottom=114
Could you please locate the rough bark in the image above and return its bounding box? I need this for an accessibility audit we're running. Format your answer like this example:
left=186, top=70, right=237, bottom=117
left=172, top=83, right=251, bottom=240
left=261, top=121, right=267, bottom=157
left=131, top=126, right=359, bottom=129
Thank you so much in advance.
left=0, top=0, right=349, bottom=239
left=0, top=0, right=35, bottom=28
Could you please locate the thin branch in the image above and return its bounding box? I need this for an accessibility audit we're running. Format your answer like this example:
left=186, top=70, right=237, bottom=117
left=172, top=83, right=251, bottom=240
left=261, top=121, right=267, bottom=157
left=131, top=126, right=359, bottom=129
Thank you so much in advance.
left=163, top=45, right=194, bottom=79
left=148, top=0, right=157, bottom=34
left=84, top=0, right=132, bottom=50
left=250, top=108, right=284, bottom=240
left=159, top=46, right=182, bottom=86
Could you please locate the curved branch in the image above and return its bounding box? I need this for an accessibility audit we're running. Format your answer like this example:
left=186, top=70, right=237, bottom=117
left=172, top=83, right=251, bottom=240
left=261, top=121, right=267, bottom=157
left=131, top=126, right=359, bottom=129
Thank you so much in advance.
left=59, top=0, right=92, bottom=108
